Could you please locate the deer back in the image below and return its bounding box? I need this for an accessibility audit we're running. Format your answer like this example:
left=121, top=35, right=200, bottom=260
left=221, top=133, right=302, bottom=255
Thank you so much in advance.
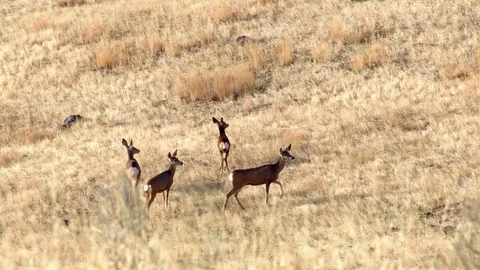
left=147, top=170, right=174, bottom=193
left=231, top=163, right=278, bottom=187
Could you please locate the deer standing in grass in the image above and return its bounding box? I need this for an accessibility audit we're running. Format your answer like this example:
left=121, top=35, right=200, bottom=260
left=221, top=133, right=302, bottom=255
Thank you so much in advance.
left=122, top=138, right=141, bottom=188
left=213, top=117, right=231, bottom=172
left=144, top=150, right=183, bottom=211
left=223, top=144, right=295, bottom=211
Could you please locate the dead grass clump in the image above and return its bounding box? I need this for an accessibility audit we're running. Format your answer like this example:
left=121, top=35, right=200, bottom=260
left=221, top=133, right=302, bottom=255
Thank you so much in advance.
left=310, top=42, right=333, bottom=62
left=95, top=45, right=128, bottom=69
left=137, top=34, right=163, bottom=55
left=0, top=150, right=22, bottom=168
left=276, top=40, right=295, bottom=66
left=349, top=43, right=387, bottom=71
left=249, top=43, right=266, bottom=69
left=165, top=42, right=182, bottom=57
left=18, top=129, right=54, bottom=145
left=174, top=66, right=257, bottom=101
left=212, top=5, right=239, bottom=23
left=165, top=28, right=214, bottom=57
left=78, top=21, right=105, bottom=44
left=439, top=65, right=474, bottom=80
left=329, top=21, right=375, bottom=44
left=32, top=17, right=54, bottom=32
left=55, top=0, right=86, bottom=7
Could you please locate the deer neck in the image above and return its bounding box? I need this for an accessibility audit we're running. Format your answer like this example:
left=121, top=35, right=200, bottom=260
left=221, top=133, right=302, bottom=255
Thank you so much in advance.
left=218, top=127, right=226, bottom=136
left=275, top=157, right=285, bottom=175
left=169, top=164, right=177, bottom=176
left=128, top=151, right=135, bottom=161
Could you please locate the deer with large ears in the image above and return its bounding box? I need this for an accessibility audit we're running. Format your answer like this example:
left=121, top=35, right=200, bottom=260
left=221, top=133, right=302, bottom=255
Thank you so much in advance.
left=144, top=150, right=184, bottom=211
left=212, top=117, right=231, bottom=172
left=122, top=138, right=141, bottom=188
left=223, top=144, right=295, bottom=211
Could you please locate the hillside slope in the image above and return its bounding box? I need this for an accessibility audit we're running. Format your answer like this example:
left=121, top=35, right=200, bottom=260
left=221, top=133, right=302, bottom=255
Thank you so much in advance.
left=1, top=0, right=480, bottom=268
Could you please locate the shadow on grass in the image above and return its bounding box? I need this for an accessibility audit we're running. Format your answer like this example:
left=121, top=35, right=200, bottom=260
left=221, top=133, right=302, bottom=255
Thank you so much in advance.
left=291, top=188, right=421, bottom=207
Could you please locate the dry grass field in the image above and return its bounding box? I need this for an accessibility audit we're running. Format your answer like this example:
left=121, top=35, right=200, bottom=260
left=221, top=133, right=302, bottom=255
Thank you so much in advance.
left=1, top=0, right=480, bottom=268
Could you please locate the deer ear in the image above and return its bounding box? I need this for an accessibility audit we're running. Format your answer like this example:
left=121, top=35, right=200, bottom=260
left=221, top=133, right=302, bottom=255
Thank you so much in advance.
left=172, top=149, right=177, bottom=157
left=279, top=147, right=283, bottom=153
left=212, top=117, right=218, bottom=123
left=221, top=117, right=224, bottom=122
left=130, top=139, right=133, bottom=146
left=122, top=139, right=128, bottom=147
left=168, top=152, right=171, bottom=158
left=285, top=144, right=291, bottom=151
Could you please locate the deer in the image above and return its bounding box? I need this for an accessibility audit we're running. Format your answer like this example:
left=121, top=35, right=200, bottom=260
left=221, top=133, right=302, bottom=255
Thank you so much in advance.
left=144, top=150, right=183, bottom=211
left=223, top=144, right=295, bottom=211
left=213, top=117, right=231, bottom=172
left=122, top=138, right=141, bottom=188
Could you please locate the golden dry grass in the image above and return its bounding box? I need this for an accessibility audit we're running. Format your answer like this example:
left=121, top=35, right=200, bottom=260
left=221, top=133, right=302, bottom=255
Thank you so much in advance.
left=276, top=39, right=295, bottom=66
left=174, top=65, right=257, bottom=101
left=2, top=0, right=480, bottom=268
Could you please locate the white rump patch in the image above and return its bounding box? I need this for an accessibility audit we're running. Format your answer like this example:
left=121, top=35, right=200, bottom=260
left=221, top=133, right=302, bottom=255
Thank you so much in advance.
left=220, top=142, right=230, bottom=151
left=228, top=172, right=233, bottom=182
left=129, top=167, right=140, bottom=178
left=144, top=185, right=152, bottom=193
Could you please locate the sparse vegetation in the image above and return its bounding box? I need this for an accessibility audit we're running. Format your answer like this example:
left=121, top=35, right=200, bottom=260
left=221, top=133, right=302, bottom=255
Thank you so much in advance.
left=1, top=0, right=480, bottom=268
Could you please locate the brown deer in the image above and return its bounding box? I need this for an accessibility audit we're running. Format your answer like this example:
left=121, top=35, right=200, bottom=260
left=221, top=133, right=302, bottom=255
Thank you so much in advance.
left=144, top=150, right=183, bottom=210
left=213, top=117, right=231, bottom=172
left=223, top=144, right=295, bottom=211
left=122, top=138, right=141, bottom=188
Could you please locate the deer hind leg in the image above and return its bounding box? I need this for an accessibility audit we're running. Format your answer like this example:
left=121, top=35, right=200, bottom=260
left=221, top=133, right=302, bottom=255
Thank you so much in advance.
left=147, top=192, right=157, bottom=210
left=219, top=152, right=224, bottom=171
left=223, top=187, right=239, bottom=211
left=224, top=150, right=230, bottom=172
left=272, top=181, right=284, bottom=198
left=234, top=188, right=245, bottom=210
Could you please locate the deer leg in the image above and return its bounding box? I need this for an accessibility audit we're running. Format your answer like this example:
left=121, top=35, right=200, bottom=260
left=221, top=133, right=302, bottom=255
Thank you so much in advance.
left=272, top=181, right=284, bottom=198
left=234, top=189, right=245, bottom=210
left=219, top=152, right=224, bottom=171
left=165, top=188, right=170, bottom=208
left=223, top=188, right=238, bottom=211
left=224, top=150, right=230, bottom=172
left=265, top=183, right=271, bottom=205
left=147, top=192, right=157, bottom=210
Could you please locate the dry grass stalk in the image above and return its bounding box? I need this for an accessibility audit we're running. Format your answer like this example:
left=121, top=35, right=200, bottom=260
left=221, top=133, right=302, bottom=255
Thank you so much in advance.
left=55, top=0, right=86, bottom=7
left=276, top=40, right=294, bottom=66
left=310, top=42, right=333, bottom=62
left=174, top=66, right=257, bottom=101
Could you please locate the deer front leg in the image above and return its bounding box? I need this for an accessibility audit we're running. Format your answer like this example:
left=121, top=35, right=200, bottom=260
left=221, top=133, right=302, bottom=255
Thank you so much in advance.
left=272, top=181, right=284, bottom=198
left=165, top=188, right=170, bottom=208
left=265, top=183, right=271, bottom=205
